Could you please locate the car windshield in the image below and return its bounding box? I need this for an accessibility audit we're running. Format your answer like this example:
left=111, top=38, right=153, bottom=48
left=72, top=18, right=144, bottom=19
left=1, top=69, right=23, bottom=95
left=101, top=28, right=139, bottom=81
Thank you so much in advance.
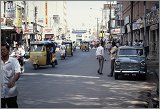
left=119, top=49, right=143, bottom=56
left=31, top=44, right=44, bottom=52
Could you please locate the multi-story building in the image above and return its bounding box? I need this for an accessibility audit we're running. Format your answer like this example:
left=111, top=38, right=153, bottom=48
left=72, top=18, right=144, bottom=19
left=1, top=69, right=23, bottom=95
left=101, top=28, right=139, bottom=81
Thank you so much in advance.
left=120, top=1, right=159, bottom=60
left=103, top=1, right=117, bottom=40
left=1, top=1, right=26, bottom=46
left=115, top=2, right=124, bottom=41
left=24, top=0, right=67, bottom=39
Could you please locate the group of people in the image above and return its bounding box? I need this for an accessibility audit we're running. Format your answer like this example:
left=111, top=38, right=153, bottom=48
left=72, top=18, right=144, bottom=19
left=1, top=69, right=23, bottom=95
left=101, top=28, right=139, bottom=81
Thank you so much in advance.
left=96, top=41, right=118, bottom=77
left=125, top=39, right=144, bottom=47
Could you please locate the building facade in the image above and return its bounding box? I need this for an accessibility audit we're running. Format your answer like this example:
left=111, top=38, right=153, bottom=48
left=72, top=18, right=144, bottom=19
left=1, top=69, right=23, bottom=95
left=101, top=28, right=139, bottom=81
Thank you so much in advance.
left=120, top=1, right=159, bottom=60
left=103, top=1, right=117, bottom=40
left=1, top=1, right=25, bottom=46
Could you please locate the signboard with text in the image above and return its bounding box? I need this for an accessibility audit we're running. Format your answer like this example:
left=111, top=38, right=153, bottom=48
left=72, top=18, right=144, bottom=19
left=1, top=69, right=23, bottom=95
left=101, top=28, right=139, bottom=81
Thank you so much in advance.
left=16, top=7, right=22, bottom=27
left=5, top=1, right=16, bottom=18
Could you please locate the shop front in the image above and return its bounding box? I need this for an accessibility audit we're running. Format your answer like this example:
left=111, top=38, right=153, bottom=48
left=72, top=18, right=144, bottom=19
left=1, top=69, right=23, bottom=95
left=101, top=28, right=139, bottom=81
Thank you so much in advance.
left=147, top=7, right=159, bottom=60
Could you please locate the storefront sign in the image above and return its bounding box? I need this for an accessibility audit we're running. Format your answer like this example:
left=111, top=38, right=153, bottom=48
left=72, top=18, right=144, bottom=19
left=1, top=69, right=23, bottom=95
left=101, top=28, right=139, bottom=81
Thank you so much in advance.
left=15, top=7, right=22, bottom=27
left=111, top=28, right=120, bottom=34
left=43, top=28, right=54, bottom=34
left=23, top=24, right=34, bottom=34
left=1, top=25, right=14, bottom=30
left=5, top=1, right=16, bottom=18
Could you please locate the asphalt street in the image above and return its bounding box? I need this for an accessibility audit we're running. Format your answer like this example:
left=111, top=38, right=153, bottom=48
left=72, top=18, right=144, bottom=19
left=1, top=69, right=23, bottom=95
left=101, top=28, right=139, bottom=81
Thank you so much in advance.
left=17, top=48, right=157, bottom=108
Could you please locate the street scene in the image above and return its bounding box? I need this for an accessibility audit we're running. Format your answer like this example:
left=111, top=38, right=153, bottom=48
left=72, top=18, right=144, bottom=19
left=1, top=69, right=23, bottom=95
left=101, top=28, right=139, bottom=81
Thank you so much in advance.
left=1, top=1, right=159, bottom=108
left=17, top=49, right=157, bottom=108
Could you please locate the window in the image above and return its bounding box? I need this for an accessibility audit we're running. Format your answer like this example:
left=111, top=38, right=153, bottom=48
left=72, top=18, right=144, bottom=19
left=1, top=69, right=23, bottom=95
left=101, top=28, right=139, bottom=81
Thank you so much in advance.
left=31, top=44, right=43, bottom=52
left=119, top=49, right=143, bottom=56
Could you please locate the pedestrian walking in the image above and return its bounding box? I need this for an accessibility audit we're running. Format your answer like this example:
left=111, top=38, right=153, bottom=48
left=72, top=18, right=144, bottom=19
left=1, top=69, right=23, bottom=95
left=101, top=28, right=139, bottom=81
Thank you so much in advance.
left=96, top=43, right=104, bottom=75
left=1, top=43, right=21, bottom=108
left=108, top=41, right=118, bottom=77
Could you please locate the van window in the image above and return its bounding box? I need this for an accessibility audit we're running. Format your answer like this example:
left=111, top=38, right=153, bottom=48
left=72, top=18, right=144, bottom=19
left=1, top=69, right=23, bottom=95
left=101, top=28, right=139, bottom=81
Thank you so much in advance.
left=31, top=44, right=43, bottom=52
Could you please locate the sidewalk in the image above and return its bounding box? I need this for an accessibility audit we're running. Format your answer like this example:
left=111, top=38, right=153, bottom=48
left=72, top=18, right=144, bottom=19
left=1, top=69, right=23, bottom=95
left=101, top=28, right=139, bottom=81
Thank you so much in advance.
left=145, top=59, right=159, bottom=108
left=146, top=59, right=159, bottom=80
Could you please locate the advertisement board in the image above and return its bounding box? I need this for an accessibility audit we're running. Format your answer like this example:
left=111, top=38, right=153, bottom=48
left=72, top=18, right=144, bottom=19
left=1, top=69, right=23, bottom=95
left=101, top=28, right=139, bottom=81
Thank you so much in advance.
left=5, top=1, right=16, bottom=18
left=15, top=7, right=22, bottom=27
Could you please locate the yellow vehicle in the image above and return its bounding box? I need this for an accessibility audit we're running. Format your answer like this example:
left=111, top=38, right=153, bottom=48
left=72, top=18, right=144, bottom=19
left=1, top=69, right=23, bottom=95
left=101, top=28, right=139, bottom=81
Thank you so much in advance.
left=63, top=41, right=73, bottom=56
left=30, top=41, right=58, bottom=69
left=80, top=41, right=90, bottom=52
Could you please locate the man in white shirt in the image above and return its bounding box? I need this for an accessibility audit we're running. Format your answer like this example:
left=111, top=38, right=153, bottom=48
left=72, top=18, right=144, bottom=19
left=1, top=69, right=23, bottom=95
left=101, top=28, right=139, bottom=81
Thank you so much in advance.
left=60, top=44, right=66, bottom=56
left=12, top=43, right=25, bottom=57
left=96, top=43, right=104, bottom=75
left=1, top=43, right=21, bottom=108
left=108, top=41, right=118, bottom=77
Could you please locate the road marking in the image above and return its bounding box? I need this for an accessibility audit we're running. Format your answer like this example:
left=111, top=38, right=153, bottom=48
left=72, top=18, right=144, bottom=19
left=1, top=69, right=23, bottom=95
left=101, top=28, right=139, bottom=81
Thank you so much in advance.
left=22, top=73, right=100, bottom=79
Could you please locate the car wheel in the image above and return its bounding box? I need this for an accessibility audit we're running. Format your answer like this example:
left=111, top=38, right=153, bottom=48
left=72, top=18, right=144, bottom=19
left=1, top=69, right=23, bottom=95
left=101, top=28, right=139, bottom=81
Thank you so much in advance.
left=33, top=64, right=39, bottom=70
left=114, top=73, right=119, bottom=80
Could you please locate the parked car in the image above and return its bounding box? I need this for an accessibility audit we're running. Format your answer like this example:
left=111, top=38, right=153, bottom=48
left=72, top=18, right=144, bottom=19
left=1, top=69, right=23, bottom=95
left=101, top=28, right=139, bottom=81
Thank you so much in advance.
left=114, top=46, right=147, bottom=80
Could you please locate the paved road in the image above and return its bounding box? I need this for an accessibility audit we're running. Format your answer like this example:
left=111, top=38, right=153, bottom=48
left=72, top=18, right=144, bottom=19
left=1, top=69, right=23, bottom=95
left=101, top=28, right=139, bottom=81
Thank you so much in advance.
left=18, top=49, right=157, bottom=108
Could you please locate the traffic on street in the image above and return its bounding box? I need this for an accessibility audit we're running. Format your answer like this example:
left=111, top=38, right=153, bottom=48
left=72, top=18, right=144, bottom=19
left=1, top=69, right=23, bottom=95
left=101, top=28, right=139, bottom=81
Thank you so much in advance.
left=17, top=48, right=157, bottom=108
left=1, top=1, right=159, bottom=108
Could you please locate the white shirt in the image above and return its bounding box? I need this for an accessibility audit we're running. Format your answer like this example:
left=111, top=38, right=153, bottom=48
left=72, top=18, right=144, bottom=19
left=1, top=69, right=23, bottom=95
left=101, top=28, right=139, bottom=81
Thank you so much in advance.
left=1, top=57, right=21, bottom=98
left=60, top=45, right=66, bottom=54
left=96, top=46, right=104, bottom=57
left=110, top=46, right=118, bottom=60
left=139, top=42, right=144, bottom=47
left=12, top=47, right=25, bottom=56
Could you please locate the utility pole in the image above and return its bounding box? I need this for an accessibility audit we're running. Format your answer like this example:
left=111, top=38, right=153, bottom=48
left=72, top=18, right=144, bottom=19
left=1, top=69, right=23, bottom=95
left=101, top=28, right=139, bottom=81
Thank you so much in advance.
left=102, top=9, right=104, bottom=38
left=120, top=3, right=123, bottom=45
left=24, top=1, right=28, bottom=47
left=143, top=1, right=146, bottom=47
left=34, top=6, right=37, bottom=41
left=97, top=18, right=99, bottom=39
left=45, top=0, right=48, bottom=27
left=109, top=1, right=112, bottom=41
left=4, top=1, right=6, bottom=17
left=130, top=1, right=133, bottom=46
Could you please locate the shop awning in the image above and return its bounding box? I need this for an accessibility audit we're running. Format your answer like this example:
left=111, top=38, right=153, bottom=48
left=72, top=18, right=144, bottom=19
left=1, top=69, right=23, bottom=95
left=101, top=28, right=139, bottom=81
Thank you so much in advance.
left=1, top=25, right=14, bottom=30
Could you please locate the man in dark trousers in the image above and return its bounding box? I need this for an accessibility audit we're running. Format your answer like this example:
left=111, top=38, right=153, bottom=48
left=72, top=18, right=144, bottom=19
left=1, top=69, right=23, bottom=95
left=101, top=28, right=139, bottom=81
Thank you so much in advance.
left=108, top=41, right=118, bottom=77
left=1, top=43, right=21, bottom=108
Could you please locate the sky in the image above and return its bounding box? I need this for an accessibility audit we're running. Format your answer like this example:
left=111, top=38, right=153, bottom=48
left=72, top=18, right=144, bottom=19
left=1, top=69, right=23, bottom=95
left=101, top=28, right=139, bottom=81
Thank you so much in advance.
left=67, top=1, right=107, bottom=28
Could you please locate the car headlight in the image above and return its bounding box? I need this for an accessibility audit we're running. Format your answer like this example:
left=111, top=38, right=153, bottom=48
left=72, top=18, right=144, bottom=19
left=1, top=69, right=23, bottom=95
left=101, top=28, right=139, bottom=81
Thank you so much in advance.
left=141, top=61, right=146, bottom=66
left=115, top=61, right=120, bottom=65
